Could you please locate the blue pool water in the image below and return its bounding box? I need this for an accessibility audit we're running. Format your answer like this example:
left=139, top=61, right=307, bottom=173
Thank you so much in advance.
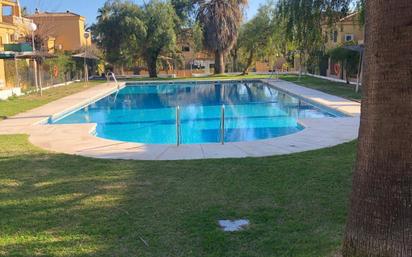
left=52, top=81, right=341, bottom=144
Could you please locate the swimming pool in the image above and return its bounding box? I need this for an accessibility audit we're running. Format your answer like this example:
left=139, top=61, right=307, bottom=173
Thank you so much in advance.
left=51, top=80, right=343, bottom=144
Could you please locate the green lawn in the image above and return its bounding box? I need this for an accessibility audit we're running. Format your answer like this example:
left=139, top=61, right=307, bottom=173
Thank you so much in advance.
left=0, top=135, right=356, bottom=257
left=0, top=81, right=102, bottom=120
left=280, top=75, right=362, bottom=101
left=0, top=73, right=359, bottom=256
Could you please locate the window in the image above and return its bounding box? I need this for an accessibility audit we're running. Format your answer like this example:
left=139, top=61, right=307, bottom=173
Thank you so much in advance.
left=182, top=46, right=190, bottom=52
left=345, top=34, right=354, bottom=42
left=333, top=31, right=338, bottom=43
left=2, top=6, right=13, bottom=16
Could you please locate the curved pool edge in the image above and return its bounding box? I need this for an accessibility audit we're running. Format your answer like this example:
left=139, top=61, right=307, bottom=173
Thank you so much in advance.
left=27, top=116, right=359, bottom=160
left=0, top=79, right=361, bottom=160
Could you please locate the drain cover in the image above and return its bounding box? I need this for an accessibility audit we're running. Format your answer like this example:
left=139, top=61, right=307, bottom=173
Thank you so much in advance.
left=218, top=219, right=250, bottom=232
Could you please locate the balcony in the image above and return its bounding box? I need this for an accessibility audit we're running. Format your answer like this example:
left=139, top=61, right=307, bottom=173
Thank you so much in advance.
left=2, top=15, right=32, bottom=28
left=1, top=0, right=19, bottom=5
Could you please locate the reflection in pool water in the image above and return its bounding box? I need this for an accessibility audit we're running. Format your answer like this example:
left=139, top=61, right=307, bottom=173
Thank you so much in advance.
left=52, top=81, right=340, bottom=144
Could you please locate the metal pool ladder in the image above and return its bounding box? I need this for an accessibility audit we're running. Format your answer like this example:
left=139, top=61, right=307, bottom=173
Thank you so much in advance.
left=220, top=105, right=225, bottom=145
left=107, top=72, right=121, bottom=103
left=107, top=72, right=120, bottom=89
left=175, top=105, right=226, bottom=147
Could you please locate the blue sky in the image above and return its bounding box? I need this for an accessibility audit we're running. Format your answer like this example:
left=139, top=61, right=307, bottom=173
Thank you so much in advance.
left=20, top=0, right=266, bottom=26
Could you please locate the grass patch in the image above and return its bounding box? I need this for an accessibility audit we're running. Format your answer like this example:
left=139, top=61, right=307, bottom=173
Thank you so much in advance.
left=279, top=75, right=362, bottom=101
left=0, top=81, right=102, bottom=120
left=0, top=135, right=356, bottom=257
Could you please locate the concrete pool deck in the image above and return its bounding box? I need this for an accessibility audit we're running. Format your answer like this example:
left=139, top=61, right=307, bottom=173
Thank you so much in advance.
left=0, top=79, right=361, bottom=160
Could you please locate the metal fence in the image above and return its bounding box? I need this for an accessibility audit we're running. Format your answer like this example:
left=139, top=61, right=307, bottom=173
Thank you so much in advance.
left=3, top=58, right=84, bottom=92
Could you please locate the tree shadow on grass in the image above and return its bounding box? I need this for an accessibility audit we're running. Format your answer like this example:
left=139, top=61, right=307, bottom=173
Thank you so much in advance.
left=0, top=153, right=152, bottom=256
left=0, top=140, right=357, bottom=257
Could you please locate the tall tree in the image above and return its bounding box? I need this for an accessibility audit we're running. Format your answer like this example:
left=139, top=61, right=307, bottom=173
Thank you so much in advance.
left=171, top=0, right=197, bottom=26
left=343, top=1, right=412, bottom=256
left=93, top=0, right=178, bottom=78
left=197, top=0, right=247, bottom=74
left=277, top=0, right=351, bottom=73
left=139, top=0, right=178, bottom=77
left=92, top=0, right=142, bottom=74
left=238, top=2, right=280, bottom=74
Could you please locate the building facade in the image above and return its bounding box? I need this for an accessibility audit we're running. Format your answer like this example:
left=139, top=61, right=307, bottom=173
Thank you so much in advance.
left=28, top=10, right=91, bottom=52
left=178, top=29, right=215, bottom=76
left=323, top=12, right=364, bottom=78
left=0, top=0, right=32, bottom=90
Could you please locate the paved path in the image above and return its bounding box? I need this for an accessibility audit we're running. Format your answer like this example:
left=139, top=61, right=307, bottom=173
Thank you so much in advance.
left=0, top=80, right=361, bottom=160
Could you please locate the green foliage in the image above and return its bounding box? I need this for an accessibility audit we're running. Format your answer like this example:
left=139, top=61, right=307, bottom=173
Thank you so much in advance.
left=328, top=42, right=360, bottom=81
left=197, top=0, right=248, bottom=74
left=192, top=22, right=204, bottom=53
left=92, top=0, right=143, bottom=68
left=93, top=0, right=178, bottom=77
left=141, top=2, right=177, bottom=58
left=356, top=0, right=365, bottom=25
left=305, top=50, right=327, bottom=74
left=136, top=0, right=178, bottom=77
left=237, top=1, right=282, bottom=73
left=171, top=0, right=197, bottom=26
left=277, top=0, right=353, bottom=69
left=197, top=0, right=247, bottom=53
left=44, top=53, right=77, bottom=81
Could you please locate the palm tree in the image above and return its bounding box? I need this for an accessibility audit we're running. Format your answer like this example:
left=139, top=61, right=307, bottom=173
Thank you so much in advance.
left=197, top=0, right=247, bottom=74
left=342, top=0, right=412, bottom=256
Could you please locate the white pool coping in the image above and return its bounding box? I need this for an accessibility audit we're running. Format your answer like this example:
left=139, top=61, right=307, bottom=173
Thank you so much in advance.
left=0, top=80, right=361, bottom=160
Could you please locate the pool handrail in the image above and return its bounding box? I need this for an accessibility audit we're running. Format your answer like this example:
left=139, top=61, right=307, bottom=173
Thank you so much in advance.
left=221, top=105, right=225, bottom=145
left=176, top=106, right=181, bottom=146
left=107, top=72, right=120, bottom=89
left=107, top=72, right=121, bottom=103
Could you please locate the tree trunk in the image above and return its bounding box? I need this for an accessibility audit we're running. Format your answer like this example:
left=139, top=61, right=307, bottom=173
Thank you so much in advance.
left=214, top=51, right=225, bottom=74
left=146, top=55, right=158, bottom=78
left=298, top=50, right=304, bottom=80
left=342, top=1, right=412, bottom=257
left=231, top=46, right=238, bottom=73
left=345, top=61, right=350, bottom=84
left=242, top=50, right=254, bottom=75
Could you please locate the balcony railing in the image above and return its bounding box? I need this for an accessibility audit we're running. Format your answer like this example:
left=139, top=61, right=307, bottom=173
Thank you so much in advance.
left=2, top=15, right=32, bottom=28
left=4, top=43, right=33, bottom=52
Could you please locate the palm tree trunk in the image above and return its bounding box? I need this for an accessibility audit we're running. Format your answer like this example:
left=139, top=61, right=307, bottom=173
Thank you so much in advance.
left=343, top=1, right=412, bottom=256
left=214, top=51, right=225, bottom=74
